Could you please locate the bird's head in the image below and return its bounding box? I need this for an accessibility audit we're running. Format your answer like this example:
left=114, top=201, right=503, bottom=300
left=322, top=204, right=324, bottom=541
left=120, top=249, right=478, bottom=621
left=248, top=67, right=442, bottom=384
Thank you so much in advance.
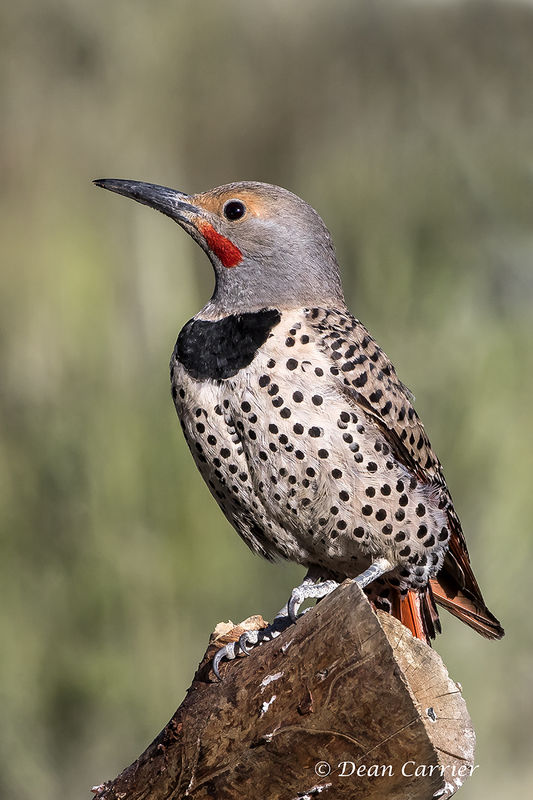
left=94, top=179, right=345, bottom=316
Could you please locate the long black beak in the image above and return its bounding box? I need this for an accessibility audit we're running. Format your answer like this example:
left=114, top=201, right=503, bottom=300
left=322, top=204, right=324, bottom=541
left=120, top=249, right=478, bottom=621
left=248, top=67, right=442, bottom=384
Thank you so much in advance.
left=93, top=179, right=200, bottom=225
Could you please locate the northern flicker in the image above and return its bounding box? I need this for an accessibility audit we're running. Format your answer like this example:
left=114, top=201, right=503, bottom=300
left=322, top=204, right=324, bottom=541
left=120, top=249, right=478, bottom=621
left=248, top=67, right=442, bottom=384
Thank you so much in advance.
left=95, top=178, right=504, bottom=676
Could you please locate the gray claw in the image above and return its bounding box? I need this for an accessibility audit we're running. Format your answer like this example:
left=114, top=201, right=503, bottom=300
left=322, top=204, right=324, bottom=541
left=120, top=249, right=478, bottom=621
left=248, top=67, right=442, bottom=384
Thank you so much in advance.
left=212, top=648, right=225, bottom=680
left=288, top=590, right=303, bottom=623
left=288, top=578, right=340, bottom=623
left=212, top=641, right=237, bottom=680
left=239, top=631, right=253, bottom=655
left=212, top=619, right=292, bottom=678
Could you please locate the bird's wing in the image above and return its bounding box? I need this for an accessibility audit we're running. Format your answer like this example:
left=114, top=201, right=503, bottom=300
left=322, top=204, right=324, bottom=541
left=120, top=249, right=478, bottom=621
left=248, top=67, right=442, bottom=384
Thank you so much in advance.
left=306, top=307, right=504, bottom=639
left=306, top=307, right=441, bottom=483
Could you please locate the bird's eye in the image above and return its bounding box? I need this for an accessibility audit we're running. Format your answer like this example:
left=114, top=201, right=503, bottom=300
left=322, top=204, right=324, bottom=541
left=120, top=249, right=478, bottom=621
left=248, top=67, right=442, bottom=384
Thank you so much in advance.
left=223, top=199, right=246, bottom=221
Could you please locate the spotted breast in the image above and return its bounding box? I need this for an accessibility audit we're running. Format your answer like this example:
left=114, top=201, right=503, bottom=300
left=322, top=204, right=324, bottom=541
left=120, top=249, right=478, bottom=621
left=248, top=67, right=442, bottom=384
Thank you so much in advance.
left=171, top=306, right=452, bottom=601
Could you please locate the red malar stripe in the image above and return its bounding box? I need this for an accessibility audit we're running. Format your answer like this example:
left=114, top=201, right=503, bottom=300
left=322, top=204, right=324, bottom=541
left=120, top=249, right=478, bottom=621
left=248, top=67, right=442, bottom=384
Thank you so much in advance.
left=198, top=222, right=242, bottom=268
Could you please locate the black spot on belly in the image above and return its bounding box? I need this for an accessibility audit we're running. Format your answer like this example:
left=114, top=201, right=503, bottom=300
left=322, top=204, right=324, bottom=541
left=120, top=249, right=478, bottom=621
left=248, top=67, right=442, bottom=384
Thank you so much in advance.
left=175, top=309, right=281, bottom=380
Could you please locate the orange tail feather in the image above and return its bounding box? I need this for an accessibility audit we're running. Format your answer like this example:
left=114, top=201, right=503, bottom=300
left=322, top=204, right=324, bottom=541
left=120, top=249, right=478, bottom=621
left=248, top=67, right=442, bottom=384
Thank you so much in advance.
left=399, top=590, right=428, bottom=643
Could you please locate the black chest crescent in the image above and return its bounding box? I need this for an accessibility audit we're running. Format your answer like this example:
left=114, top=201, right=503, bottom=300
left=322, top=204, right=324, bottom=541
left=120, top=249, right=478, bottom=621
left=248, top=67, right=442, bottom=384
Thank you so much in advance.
left=175, top=308, right=281, bottom=380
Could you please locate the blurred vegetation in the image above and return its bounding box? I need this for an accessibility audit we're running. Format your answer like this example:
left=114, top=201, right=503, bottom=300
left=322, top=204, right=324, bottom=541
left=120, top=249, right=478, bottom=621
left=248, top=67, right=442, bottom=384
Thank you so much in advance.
left=1, top=0, right=532, bottom=797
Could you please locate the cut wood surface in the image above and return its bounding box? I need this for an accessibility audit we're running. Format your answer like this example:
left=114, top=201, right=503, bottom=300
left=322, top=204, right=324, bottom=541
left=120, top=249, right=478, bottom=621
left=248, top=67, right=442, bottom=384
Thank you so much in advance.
left=91, top=581, right=475, bottom=800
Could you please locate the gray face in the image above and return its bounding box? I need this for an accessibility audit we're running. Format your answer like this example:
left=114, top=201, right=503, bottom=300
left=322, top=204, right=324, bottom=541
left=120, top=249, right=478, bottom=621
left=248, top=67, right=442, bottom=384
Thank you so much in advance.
left=94, top=179, right=346, bottom=316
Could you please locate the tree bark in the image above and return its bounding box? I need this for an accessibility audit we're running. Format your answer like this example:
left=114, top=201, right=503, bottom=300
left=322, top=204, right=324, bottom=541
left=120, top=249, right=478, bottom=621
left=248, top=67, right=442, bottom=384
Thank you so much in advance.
left=91, top=581, right=475, bottom=799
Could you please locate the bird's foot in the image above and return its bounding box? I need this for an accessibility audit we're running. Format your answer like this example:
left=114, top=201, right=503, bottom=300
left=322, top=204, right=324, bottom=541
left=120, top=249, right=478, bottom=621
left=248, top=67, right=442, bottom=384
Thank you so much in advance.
left=211, top=560, right=394, bottom=678
left=212, top=610, right=294, bottom=679
left=287, top=577, right=340, bottom=622
left=284, top=559, right=392, bottom=626
left=212, top=572, right=340, bottom=679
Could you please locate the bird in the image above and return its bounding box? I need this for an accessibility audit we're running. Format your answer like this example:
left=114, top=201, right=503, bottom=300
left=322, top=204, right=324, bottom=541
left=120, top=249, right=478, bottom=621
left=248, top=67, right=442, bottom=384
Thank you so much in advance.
left=94, top=177, right=504, bottom=676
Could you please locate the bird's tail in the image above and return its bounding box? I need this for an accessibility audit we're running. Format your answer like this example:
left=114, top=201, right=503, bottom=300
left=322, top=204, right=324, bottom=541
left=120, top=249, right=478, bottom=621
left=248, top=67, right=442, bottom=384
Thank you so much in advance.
left=430, top=524, right=504, bottom=639
left=430, top=577, right=503, bottom=639
left=391, top=530, right=504, bottom=643
left=430, top=551, right=504, bottom=640
left=378, top=522, right=504, bottom=644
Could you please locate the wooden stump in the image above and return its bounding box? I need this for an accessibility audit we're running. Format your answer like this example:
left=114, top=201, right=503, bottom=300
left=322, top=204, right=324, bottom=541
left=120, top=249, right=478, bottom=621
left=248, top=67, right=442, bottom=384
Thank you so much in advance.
left=91, top=581, right=475, bottom=799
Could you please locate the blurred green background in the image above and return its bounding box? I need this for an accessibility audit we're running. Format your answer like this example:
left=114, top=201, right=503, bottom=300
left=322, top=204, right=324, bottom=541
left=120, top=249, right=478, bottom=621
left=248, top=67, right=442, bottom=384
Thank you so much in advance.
left=1, top=0, right=532, bottom=797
